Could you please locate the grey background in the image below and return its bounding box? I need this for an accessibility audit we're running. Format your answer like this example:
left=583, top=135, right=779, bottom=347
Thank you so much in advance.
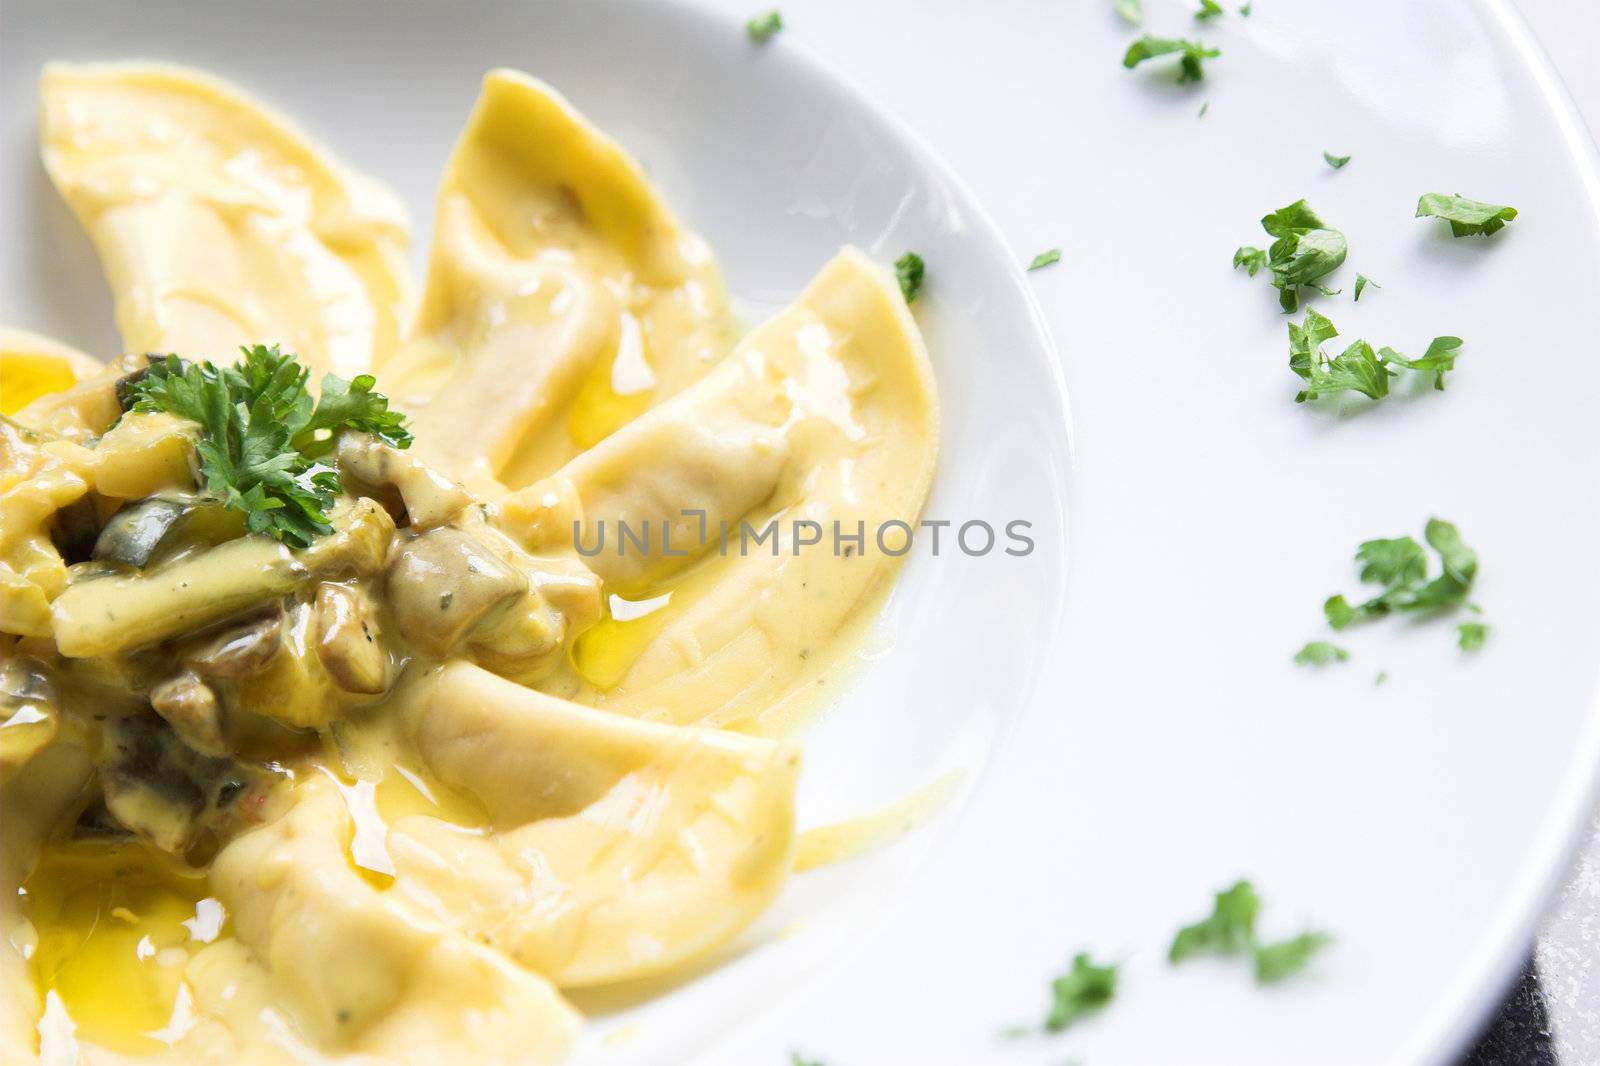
left=1520, top=1, right=1600, bottom=1059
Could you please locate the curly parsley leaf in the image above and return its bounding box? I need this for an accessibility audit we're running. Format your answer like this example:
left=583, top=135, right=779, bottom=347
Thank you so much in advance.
left=1243, top=199, right=1347, bottom=312
left=1196, top=0, right=1223, bottom=19
left=746, top=10, right=783, bottom=42
left=1122, top=35, right=1219, bottom=82
left=1170, top=880, right=1260, bottom=962
left=895, top=251, right=925, bottom=303
left=1323, top=151, right=1351, bottom=170
left=1028, top=248, right=1063, bottom=271
left=1415, top=193, right=1518, bottom=237
left=1044, top=953, right=1118, bottom=1032
left=125, top=344, right=411, bottom=549
left=1254, top=931, right=1331, bottom=984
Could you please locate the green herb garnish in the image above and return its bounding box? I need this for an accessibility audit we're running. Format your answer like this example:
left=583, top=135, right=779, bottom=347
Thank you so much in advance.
left=1253, top=932, right=1331, bottom=984
left=1122, top=35, right=1219, bottom=82
left=1233, top=245, right=1268, bottom=277
left=1170, top=880, right=1259, bottom=962
left=1238, top=199, right=1347, bottom=312
left=1028, top=248, right=1062, bottom=271
left=1115, top=0, right=1142, bottom=25
left=1323, top=151, right=1350, bottom=169
left=895, top=252, right=925, bottom=303
left=1196, top=0, right=1223, bottom=19
left=1323, top=518, right=1481, bottom=632
left=1044, top=953, right=1118, bottom=1032
left=1415, top=193, right=1518, bottom=237
left=1287, top=310, right=1461, bottom=402
left=746, top=10, right=784, bottom=42
left=1172, top=881, right=1329, bottom=983
left=124, top=344, right=412, bottom=548
left=1353, top=273, right=1376, bottom=301
left=1458, top=621, right=1491, bottom=652
left=1293, top=641, right=1349, bottom=666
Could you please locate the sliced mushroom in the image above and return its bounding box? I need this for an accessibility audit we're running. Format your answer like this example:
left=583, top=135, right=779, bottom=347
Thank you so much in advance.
left=1, top=656, right=60, bottom=773
left=97, top=713, right=252, bottom=855
left=385, top=527, right=524, bottom=658
left=149, top=668, right=231, bottom=757
left=337, top=432, right=472, bottom=530
left=314, top=582, right=390, bottom=695
left=470, top=557, right=602, bottom=684
left=178, top=608, right=285, bottom=679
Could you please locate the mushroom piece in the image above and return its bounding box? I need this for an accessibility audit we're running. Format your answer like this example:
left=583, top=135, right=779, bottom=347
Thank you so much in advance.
left=149, top=668, right=231, bottom=757
left=179, top=608, right=285, bottom=679
left=337, top=433, right=472, bottom=530
left=97, top=713, right=253, bottom=856
left=0, top=656, right=60, bottom=773
left=385, top=527, right=525, bottom=658
left=314, top=582, right=390, bottom=695
left=470, top=557, right=602, bottom=684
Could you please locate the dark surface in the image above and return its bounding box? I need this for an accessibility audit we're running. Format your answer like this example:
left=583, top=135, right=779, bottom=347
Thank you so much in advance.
left=1459, top=958, right=1558, bottom=1066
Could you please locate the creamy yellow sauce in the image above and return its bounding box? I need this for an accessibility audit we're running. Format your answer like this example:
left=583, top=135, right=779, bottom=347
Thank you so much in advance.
left=1, top=61, right=939, bottom=1065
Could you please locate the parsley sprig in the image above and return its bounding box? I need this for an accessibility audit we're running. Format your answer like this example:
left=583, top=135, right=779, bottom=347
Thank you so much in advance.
left=124, top=344, right=412, bottom=548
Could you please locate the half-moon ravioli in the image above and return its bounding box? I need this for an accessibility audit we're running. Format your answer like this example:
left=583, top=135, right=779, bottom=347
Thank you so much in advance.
left=386, top=69, right=735, bottom=491
left=384, top=661, right=799, bottom=987
left=39, top=63, right=411, bottom=380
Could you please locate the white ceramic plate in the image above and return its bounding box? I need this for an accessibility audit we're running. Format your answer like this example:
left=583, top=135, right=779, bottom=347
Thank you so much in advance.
left=4, top=1, right=1599, bottom=1064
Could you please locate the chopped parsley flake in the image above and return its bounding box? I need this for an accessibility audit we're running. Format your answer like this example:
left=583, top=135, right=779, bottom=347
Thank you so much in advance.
left=1170, top=881, right=1259, bottom=962
left=1293, top=641, right=1349, bottom=666
left=1233, top=245, right=1268, bottom=277
left=1028, top=248, right=1063, bottom=271
left=1353, top=273, right=1377, bottom=301
left=1115, top=0, right=1143, bottom=25
left=1196, top=0, right=1224, bottom=19
left=1122, top=35, right=1220, bottom=83
left=1172, top=881, right=1330, bottom=984
left=1236, top=199, right=1347, bottom=312
left=1458, top=621, right=1491, bottom=652
left=1323, top=151, right=1351, bottom=169
left=1044, top=953, right=1118, bottom=1032
left=1254, top=932, right=1332, bottom=984
left=895, top=252, right=925, bottom=303
left=1322, top=518, right=1484, bottom=639
left=746, top=10, right=784, bottom=42
left=1415, top=193, right=1518, bottom=237
left=1287, top=309, right=1461, bottom=402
